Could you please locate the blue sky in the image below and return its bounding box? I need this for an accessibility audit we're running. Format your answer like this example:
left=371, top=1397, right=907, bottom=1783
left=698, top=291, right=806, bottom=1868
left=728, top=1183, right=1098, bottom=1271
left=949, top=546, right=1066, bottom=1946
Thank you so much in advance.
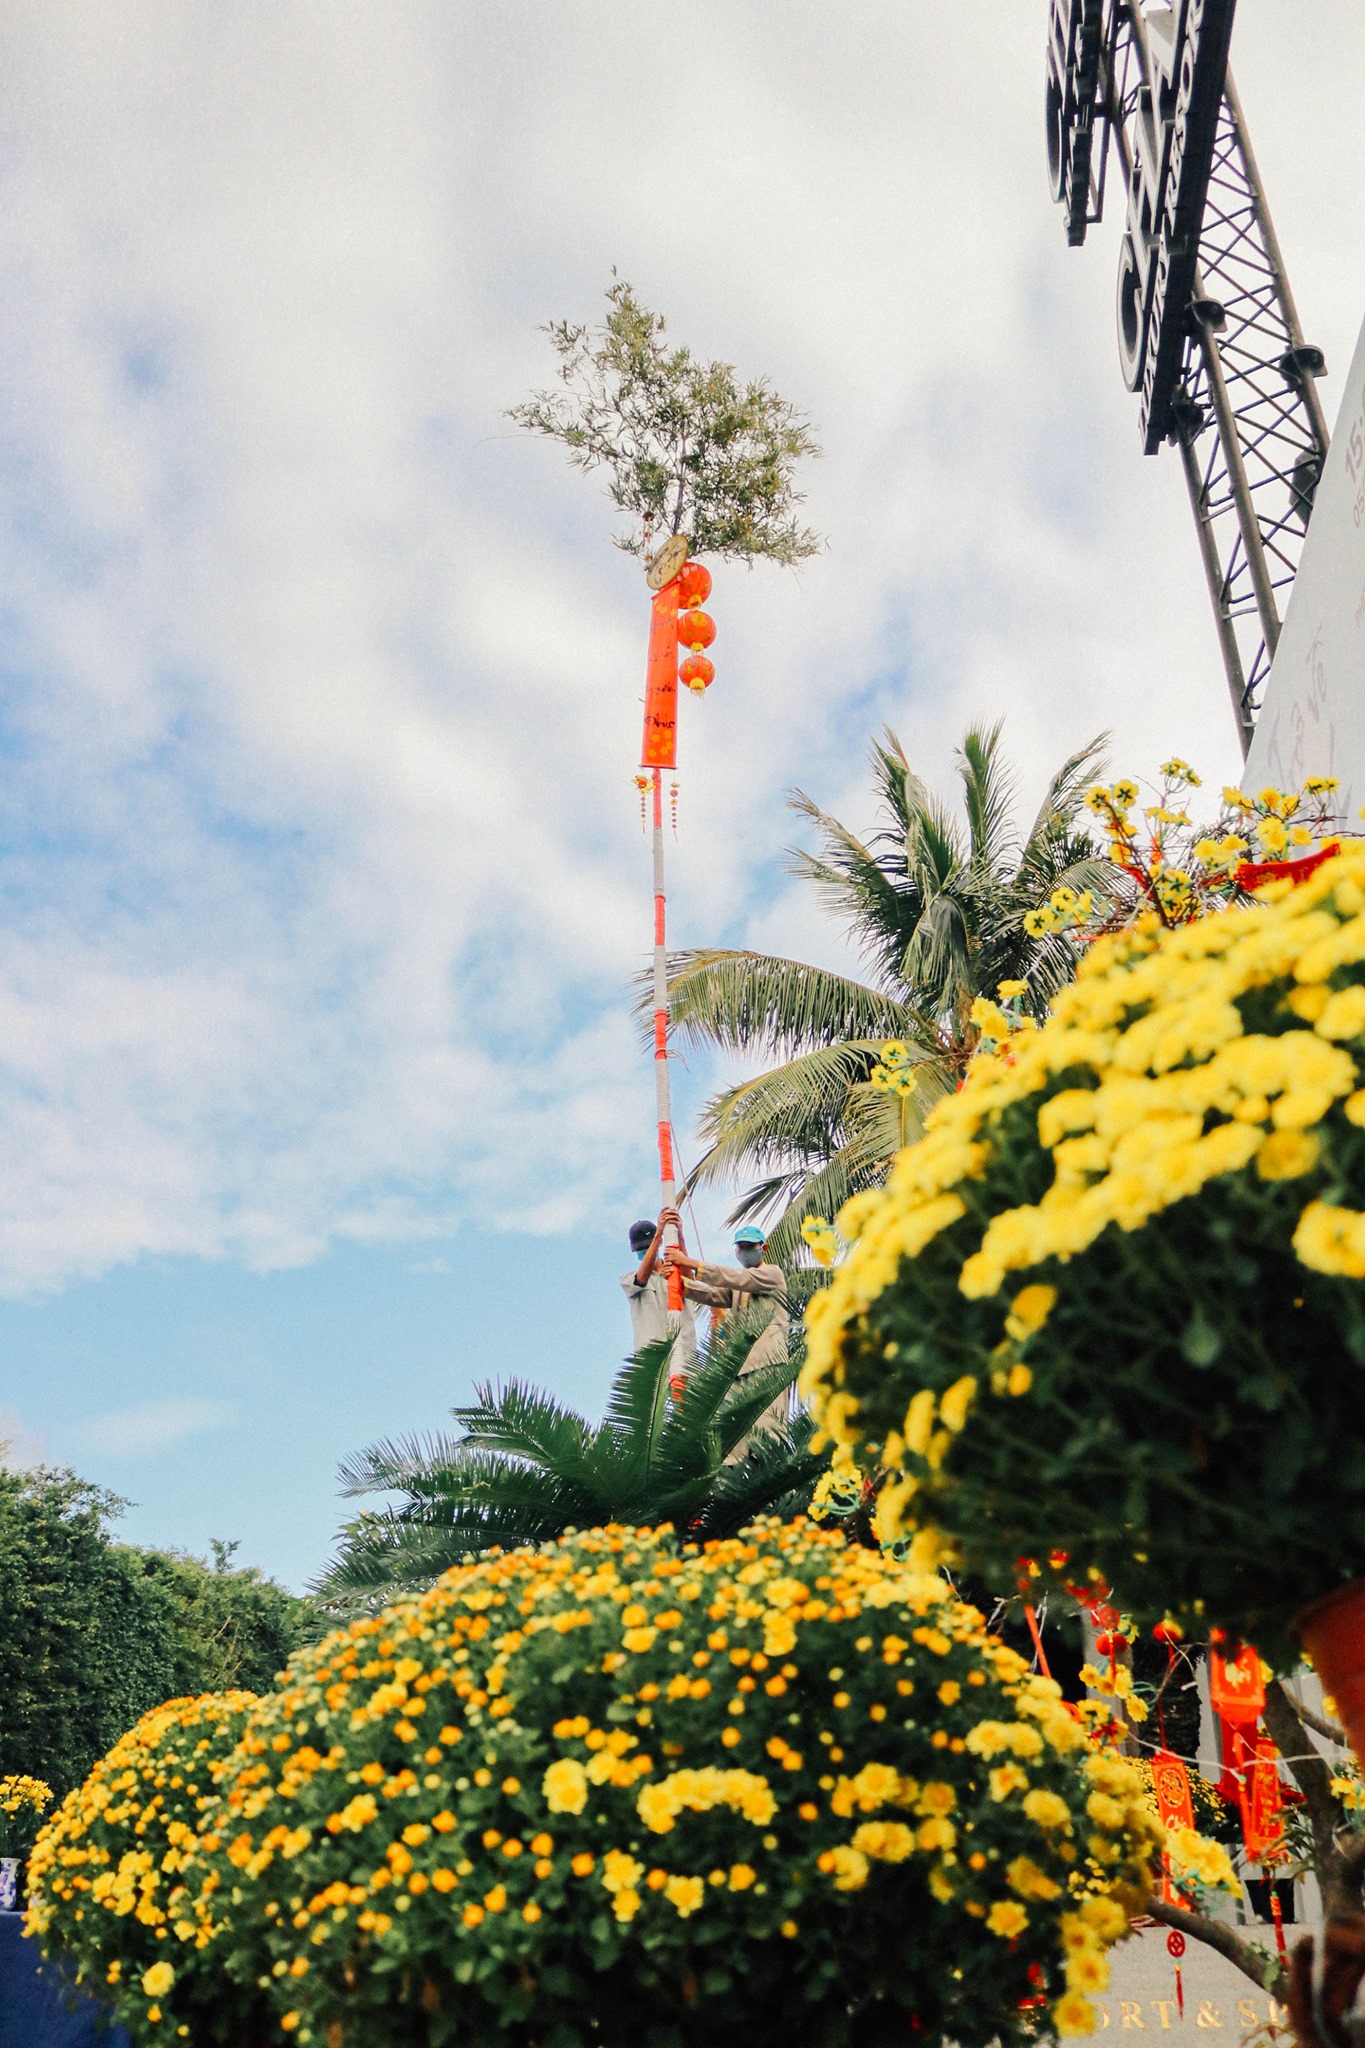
left=0, top=2, right=1363, bottom=1589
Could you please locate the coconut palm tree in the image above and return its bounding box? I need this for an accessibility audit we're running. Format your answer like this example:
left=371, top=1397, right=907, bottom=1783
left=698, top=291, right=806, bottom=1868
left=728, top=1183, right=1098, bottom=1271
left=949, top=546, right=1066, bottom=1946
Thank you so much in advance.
left=655, top=723, right=1110, bottom=1261
left=313, top=1310, right=825, bottom=1614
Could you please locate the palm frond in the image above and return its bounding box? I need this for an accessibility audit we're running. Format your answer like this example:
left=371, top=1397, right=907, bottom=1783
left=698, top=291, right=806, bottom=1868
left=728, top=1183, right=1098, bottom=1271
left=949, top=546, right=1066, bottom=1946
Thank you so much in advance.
left=957, top=722, right=1016, bottom=874
left=710, top=1354, right=804, bottom=1461
left=594, top=1341, right=675, bottom=1498
left=336, top=1431, right=470, bottom=1500
left=313, top=1483, right=564, bottom=1600
left=451, top=1380, right=592, bottom=1471
left=697, top=1415, right=830, bottom=1537
left=654, top=1311, right=773, bottom=1460
left=899, top=887, right=972, bottom=1017
left=784, top=789, right=917, bottom=987
left=688, top=1039, right=907, bottom=1182
left=1021, top=734, right=1109, bottom=849
left=644, top=949, right=904, bottom=1060
left=751, top=1082, right=937, bottom=1261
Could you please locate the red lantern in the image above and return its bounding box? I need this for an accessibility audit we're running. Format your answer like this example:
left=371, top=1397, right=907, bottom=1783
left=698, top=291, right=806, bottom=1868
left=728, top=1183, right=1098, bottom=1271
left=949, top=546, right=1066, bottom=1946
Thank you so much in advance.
left=1093, top=1632, right=1117, bottom=1658
left=678, top=608, right=715, bottom=651
left=677, top=560, right=712, bottom=607
left=680, top=653, right=714, bottom=693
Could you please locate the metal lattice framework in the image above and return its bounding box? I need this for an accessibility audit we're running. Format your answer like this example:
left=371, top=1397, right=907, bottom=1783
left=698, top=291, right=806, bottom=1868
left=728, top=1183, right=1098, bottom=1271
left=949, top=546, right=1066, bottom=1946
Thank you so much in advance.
left=1054, top=0, right=1331, bottom=756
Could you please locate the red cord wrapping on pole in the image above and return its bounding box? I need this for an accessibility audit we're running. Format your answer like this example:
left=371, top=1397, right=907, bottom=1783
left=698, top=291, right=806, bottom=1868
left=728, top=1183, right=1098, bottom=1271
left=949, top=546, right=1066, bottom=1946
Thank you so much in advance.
left=649, top=765, right=684, bottom=1311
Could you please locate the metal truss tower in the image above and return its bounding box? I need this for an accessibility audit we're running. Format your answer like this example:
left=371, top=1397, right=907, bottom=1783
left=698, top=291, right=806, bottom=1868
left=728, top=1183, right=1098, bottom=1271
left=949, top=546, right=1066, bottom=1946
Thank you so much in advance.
left=1047, top=0, right=1331, bottom=756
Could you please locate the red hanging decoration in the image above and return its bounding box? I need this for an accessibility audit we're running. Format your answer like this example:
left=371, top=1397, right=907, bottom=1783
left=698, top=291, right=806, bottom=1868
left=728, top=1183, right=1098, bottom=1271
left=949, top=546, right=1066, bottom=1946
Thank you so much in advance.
left=1151, top=1748, right=1196, bottom=1906
left=1167, top=1929, right=1186, bottom=2019
left=676, top=560, right=712, bottom=607
left=677, top=607, right=715, bottom=652
left=1236, top=839, right=1340, bottom=892
left=1209, top=1641, right=1264, bottom=1722
left=1152, top=1749, right=1195, bottom=1830
left=680, top=652, right=714, bottom=694
left=1210, top=1640, right=1265, bottom=1802
left=1240, top=1733, right=1285, bottom=1863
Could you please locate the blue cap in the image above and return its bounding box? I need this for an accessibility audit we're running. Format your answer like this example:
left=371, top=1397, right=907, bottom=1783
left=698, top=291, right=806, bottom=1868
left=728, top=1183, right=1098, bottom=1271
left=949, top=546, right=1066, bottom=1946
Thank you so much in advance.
left=734, top=1226, right=766, bottom=1245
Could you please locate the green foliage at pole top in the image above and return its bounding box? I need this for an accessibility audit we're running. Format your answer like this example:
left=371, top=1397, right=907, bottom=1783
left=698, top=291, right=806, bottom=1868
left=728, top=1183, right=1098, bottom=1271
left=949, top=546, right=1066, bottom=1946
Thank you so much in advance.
left=508, top=277, right=822, bottom=565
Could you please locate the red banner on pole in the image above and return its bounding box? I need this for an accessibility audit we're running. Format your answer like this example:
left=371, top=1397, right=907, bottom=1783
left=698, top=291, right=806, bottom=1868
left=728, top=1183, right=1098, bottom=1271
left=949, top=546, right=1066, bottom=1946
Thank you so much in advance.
left=1151, top=1748, right=1195, bottom=1906
left=1209, top=1643, right=1264, bottom=1724
left=641, top=582, right=680, bottom=768
left=1240, top=1735, right=1284, bottom=1863
left=1151, top=1749, right=1195, bottom=1830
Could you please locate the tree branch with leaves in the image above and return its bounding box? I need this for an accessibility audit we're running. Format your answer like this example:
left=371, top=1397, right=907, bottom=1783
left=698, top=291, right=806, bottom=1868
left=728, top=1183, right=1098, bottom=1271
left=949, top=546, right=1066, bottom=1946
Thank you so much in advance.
left=508, top=276, right=821, bottom=564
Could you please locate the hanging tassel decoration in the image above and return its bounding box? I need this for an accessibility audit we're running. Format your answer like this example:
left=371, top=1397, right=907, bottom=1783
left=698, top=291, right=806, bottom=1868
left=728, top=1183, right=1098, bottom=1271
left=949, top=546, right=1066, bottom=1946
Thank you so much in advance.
left=1167, top=1929, right=1186, bottom=2019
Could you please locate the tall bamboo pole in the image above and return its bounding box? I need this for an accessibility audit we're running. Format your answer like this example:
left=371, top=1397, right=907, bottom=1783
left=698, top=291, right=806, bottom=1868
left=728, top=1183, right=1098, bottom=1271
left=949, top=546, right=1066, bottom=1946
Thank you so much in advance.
left=650, top=766, right=684, bottom=1309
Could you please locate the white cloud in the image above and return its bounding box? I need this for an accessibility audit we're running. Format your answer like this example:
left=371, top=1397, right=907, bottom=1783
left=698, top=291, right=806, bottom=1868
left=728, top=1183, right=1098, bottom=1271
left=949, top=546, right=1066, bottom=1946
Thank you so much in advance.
left=70, top=1396, right=235, bottom=1460
left=0, top=1406, right=50, bottom=1469
left=0, top=1, right=1358, bottom=1291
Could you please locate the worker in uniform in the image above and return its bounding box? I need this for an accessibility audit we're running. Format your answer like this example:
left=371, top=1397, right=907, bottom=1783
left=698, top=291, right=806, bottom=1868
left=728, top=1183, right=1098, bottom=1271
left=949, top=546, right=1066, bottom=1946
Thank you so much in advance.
left=664, top=1224, right=789, bottom=1434
left=621, top=1207, right=698, bottom=1390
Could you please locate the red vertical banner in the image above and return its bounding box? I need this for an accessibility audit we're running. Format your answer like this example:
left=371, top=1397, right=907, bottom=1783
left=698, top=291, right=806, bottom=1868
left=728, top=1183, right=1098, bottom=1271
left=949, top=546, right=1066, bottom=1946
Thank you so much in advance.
left=641, top=582, right=680, bottom=768
left=1151, top=1750, right=1195, bottom=1829
left=1210, top=1642, right=1265, bottom=1803
left=1240, top=1735, right=1284, bottom=1862
left=1209, top=1643, right=1265, bottom=1722
left=1151, top=1749, right=1195, bottom=1906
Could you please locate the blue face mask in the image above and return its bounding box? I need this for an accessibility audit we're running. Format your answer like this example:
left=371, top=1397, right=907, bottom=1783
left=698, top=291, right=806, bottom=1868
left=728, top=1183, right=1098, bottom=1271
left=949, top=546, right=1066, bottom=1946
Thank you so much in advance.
left=736, top=1243, right=765, bottom=1268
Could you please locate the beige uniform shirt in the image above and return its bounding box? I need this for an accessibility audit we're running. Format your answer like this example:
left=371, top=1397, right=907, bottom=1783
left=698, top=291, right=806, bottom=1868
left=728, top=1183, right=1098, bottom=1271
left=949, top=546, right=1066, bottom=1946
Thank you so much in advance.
left=620, top=1270, right=698, bottom=1376
left=686, top=1260, right=789, bottom=1374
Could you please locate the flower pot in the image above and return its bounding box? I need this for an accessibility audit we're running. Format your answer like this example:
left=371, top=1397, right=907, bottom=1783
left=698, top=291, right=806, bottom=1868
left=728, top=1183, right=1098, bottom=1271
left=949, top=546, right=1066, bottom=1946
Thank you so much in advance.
left=0, top=1857, right=18, bottom=1911
left=1295, top=1580, right=1365, bottom=1768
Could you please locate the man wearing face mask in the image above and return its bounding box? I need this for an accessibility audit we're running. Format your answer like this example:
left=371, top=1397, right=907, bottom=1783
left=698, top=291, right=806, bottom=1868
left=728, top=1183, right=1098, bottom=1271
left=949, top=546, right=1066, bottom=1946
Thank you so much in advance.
left=664, top=1225, right=789, bottom=1431
left=622, top=1207, right=699, bottom=1391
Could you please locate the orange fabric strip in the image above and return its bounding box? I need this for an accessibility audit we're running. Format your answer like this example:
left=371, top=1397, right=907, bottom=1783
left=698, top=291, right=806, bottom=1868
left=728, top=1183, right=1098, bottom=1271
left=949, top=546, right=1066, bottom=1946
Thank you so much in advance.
left=641, top=583, right=680, bottom=768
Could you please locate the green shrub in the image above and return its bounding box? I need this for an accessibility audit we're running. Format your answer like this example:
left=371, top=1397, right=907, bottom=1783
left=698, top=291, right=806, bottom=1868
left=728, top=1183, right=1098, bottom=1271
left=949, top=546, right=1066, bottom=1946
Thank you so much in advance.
left=0, top=1466, right=313, bottom=1798
left=0, top=1469, right=182, bottom=1796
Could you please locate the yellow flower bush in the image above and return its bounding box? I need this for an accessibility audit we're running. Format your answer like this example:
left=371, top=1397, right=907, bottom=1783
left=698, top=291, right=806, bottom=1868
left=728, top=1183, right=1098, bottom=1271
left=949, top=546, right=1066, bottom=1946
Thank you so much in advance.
left=802, top=849, right=1365, bottom=1663
left=0, top=1774, right=53, bottom=1862
left=25, top=1692, right=269, bottom=2046
left=30, top=1524, right=1160, bottom=2047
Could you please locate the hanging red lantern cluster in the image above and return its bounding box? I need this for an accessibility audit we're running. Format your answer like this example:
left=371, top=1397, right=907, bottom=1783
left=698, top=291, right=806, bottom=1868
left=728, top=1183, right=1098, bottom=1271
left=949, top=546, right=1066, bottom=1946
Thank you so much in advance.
left=676, top=560, right=715, bottom=693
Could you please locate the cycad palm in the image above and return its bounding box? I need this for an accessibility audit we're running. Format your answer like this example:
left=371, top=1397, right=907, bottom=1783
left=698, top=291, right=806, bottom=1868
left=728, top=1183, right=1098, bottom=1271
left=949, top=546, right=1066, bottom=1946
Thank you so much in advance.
left=658, top=723, right=1109, bottom=1261
left=314, top=1312, right=825, bottom=1613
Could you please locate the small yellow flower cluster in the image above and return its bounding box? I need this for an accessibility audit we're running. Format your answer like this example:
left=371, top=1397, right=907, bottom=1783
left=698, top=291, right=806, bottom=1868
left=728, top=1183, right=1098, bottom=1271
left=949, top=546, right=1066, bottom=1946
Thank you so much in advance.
left=1163, top=1826, right=1238, bottom=1896
left=1331, top=1771, right=1365, bottom=1814
left=1024, top=887, right=1096, bottom=940
left=870, top=1039, right=920, bottom=1099
left=0, top=1775, right=54, bottom=1819
left=800, top=1215, right=840, bottom=1268
left=636, top=1767, right=776, bottom=1834
left=0, top=1774, right=55, bottom=1869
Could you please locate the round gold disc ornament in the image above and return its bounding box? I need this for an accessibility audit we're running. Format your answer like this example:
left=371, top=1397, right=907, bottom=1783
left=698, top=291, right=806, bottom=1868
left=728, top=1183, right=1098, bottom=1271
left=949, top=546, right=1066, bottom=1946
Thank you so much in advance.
left=646, top=532, right=690, bottom=589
